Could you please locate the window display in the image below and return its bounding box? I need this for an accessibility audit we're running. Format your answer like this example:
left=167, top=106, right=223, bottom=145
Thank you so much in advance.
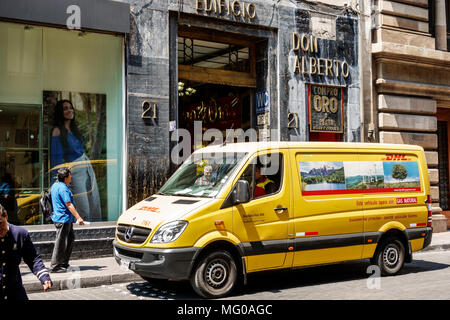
left=0, top=21, right=123, bottom=225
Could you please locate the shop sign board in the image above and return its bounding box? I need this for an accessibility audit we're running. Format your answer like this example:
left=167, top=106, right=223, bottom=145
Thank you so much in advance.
left=256, top=91, right=269, bottom=114
left=195, top=0, right=257, bottom=20
left=182, top=96, right=241, bottom=131
left=291, top=33, right=349, bottom=79
left=308, top=84, right=343, bottom=133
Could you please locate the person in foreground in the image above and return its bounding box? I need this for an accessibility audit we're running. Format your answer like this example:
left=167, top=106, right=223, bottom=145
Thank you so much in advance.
left=0, top=204, right=52, bottom=300
left=50, top=167, right=84, bottom=273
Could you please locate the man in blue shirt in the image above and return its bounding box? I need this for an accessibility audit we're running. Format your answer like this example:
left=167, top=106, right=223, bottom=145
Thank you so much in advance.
left=50, top=167, right=84, bottom=273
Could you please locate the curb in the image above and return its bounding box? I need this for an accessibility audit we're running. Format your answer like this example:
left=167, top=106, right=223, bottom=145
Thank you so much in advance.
left=24, top=270, right=142, bottom=294
left=422, top=244, right=450, bottom=252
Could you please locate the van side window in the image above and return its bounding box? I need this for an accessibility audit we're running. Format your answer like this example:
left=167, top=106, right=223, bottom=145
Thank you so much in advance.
left=238, top=153, right=283, bottom=200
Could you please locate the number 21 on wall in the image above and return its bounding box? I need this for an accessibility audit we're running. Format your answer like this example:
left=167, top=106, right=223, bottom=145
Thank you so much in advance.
left=287, top=112, right=299, bottom=129
left=141, top=100, right=157, bottom=119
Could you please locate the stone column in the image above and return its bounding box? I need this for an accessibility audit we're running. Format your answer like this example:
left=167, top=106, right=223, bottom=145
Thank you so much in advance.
left=435, top=0, right=448, bottom=51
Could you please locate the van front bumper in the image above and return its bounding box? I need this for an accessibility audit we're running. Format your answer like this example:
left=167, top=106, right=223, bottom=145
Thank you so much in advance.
left=113, top=240, right=200, bottom=280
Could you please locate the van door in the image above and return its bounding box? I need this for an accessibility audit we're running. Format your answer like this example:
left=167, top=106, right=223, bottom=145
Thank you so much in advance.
left=291, top=150, right=365, bottom=267
left=232, top=150, right=292, bottom=272
left=360, top=151, right=428, bottom=258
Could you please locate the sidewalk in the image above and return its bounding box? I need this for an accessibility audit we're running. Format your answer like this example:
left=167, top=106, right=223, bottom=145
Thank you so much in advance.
left=21, top=256, right=141, bottom=294
left=22, top=230, right=450, bottom=294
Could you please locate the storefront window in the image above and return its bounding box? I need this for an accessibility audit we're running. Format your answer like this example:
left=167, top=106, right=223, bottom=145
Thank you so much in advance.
left=0, top=21, right=123, bottom=225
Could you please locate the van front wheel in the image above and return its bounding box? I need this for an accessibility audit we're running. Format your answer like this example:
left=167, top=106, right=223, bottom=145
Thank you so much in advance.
left=191, top=250, right=237, bottom=299
left=373, top=237, right=405, bottom=276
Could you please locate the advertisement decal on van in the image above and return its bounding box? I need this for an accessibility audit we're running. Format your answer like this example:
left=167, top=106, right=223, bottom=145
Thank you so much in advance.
left=300, top=160, right=421, bottom=196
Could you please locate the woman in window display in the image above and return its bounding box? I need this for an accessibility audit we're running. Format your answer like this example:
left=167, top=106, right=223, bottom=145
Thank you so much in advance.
left=50, top=99, right=101, bottom=222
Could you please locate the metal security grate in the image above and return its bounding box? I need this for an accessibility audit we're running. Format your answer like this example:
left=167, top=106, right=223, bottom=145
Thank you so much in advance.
left=116, top=224, right=152, bottom=245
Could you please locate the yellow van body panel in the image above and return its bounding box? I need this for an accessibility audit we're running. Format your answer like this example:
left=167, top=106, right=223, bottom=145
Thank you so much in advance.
left=193, top=230, right=241, bottom=248
left=114, top=142, right=433, bottom=282
left=294, top=245, right=366, bottom=267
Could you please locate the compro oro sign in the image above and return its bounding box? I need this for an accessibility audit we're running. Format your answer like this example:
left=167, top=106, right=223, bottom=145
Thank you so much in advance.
left=308, top=84, right=343, bottom=133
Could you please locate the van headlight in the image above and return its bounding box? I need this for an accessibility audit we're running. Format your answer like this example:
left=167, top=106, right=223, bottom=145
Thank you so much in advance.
left=150, top=221, right=188, bottom=243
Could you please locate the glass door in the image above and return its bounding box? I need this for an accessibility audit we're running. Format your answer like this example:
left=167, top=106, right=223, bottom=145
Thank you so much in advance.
left=0, top=104, right=43, bottom=225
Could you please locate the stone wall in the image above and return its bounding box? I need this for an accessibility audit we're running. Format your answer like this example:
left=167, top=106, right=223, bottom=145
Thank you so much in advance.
left=121, top=0, right=360, bottom=207
left=371, top=0, right=450, bottom=231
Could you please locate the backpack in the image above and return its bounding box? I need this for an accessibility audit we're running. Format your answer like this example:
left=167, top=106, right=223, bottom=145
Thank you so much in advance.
left=40, top=191, right=53, bottom=222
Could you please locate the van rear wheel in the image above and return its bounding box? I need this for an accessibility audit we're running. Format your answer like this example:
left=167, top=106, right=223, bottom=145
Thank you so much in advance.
left=373, top=237, right=405, bottom=276
left=190, top=250, right=237, bottom=299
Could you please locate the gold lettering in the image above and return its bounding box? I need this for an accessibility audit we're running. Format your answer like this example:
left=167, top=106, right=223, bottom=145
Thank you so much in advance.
left=330, top=97, right=338, bottom=113
left=301, top=34, right=309, bottom=52
left=217, top=0, right=224, bottom=14
left=293, top=56, right=301, bottom=74
left=322, top=96, right=330, bottom=113
left=325, top=59, right=333, bottom=76
left=310, top=35, right=318, bottom=53
left=342, top=61, right=349, bottom=78
left=232, top=0, right=241, bottom=17
left=206, top=0, right=218, bottom=12
left=292, top=33, right=300, bottom=51
left=309, top=57, right=317, bottom=74
left=302, top=56, right=307, bottom=74
left=313, top=95, right=322, bottom=112
left=334, top=60, right=340, bottom=77
left=247, top=3, right=256, bottom=19
left=317, top=58, right=324, bottom=76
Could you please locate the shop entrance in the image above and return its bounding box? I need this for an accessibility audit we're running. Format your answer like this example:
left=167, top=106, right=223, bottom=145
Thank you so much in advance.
left=177, top=27, right=257, bottom=149
left=0, top=104, right=42, bottom=225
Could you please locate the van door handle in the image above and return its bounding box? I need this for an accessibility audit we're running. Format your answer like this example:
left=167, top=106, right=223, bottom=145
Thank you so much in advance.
left=274, top=207, right=288, bottom=213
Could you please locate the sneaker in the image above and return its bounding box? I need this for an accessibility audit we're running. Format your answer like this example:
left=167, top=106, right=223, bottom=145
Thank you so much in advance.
left=51, top=266, right=67, bottom=273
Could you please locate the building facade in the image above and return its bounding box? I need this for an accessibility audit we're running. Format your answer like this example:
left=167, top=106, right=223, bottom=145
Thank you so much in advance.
left=125, top=0, right=361, bottom=208
left=2, top=0, right=448, bottom=235
left=362, top=0, right=450, bottom=231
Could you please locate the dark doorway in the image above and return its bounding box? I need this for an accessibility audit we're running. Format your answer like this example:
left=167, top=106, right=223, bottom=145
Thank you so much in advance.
left=438, top=120, right=449, bottom=210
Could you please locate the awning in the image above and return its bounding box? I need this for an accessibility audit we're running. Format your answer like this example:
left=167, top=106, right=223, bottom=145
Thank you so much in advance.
left=0, top=0, right=130, bottom=33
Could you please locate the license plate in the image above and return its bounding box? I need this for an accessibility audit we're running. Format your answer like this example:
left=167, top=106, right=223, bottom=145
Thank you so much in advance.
left=120, top=259, right=130, bottom=270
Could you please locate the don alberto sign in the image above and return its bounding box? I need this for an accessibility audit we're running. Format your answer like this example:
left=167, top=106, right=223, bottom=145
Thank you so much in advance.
left=292, top=33, right=349, bottom=78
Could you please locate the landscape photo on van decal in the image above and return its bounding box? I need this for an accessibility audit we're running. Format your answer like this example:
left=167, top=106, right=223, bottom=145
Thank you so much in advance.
left=299, top=160, right=421, bottom=195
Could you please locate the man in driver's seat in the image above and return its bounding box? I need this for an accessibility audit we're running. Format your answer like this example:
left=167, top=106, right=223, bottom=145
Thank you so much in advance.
left=254, top=165, right=276, bottom=198
left=195, top=165, right=215, bottom=186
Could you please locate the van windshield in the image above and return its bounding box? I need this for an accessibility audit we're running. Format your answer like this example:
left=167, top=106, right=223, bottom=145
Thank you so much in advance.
left=159, top=152, right=247, bottom=198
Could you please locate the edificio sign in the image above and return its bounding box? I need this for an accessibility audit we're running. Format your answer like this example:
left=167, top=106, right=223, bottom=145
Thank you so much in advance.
left=195, top=0, right=256, bottom=20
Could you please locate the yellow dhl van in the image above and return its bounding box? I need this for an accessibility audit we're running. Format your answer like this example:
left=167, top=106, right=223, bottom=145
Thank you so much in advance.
left=113, top=142, right=433, bottom=298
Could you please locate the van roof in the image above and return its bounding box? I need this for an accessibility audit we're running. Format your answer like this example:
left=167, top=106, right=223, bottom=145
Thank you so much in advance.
left=195, top=141, right=424, bottom=154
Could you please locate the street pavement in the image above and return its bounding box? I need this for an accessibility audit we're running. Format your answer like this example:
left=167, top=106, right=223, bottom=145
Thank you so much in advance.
left=22, top=230, right=450, bottom=296
left=27, top=249, right=450, bottom=300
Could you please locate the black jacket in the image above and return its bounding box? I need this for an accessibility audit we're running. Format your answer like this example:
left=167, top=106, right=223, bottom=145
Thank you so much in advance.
left=0, top=224, right=51, bottom=300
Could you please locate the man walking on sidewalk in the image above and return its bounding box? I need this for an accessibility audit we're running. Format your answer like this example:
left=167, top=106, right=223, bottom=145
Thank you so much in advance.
left=50, top=167, right=84, bottom=273
left=0, top=204, right=52, bottom=300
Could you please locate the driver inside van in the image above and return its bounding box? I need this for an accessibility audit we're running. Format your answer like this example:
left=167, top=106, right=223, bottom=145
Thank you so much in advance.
left=254, top=165, right=276, bottom=198
left=194, top=165, right=215, bottom=186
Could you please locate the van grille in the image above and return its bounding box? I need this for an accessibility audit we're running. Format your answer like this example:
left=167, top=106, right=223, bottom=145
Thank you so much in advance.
left=115, top=247, right=143, bottom=260
left=116, top=224, right=152, bottom=244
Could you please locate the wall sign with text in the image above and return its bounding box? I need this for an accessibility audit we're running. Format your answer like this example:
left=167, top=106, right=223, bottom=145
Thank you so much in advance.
left=308, top=84, right=344, bottom=133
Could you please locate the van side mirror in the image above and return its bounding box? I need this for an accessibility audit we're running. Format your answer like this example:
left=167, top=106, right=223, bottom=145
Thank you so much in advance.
left=234, top=180, right=250, bottom=204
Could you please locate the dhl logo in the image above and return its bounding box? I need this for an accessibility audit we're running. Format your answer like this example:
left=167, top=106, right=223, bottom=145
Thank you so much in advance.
left=383, top=154, right=410, bottom=161
left=137, top=206, right=160, bottom=213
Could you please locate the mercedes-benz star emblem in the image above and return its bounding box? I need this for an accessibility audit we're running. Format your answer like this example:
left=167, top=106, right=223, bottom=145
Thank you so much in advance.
left=124, top=226, right=135, bottom=242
